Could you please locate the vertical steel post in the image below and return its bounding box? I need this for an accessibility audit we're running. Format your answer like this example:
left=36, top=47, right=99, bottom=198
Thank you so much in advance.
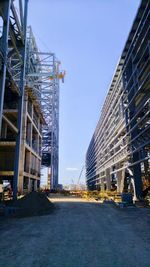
left=19, top=0, right=24, bottom=31
left=50, top=54, right=55, bottom=189
left=13, top=0, right=29, bottom=200
left=0, top=0, right=11, bottom=134
left=52, top=56, right=59, bottom=188
left=56, top=63, right=59, bottom=187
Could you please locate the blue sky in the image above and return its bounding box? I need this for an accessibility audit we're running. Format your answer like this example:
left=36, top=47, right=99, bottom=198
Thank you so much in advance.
left=28, top=0, right=140, bottom=185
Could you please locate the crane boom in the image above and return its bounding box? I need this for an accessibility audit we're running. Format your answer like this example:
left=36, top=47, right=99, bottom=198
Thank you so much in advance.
left=77, top=165, right=85, bottom=185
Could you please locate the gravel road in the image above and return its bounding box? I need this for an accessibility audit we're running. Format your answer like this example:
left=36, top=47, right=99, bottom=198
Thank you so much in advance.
left=0, top=196, right=150, bottom=267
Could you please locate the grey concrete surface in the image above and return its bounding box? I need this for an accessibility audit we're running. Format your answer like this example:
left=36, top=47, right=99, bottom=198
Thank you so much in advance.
left=0, top=196, right=150, bottom=267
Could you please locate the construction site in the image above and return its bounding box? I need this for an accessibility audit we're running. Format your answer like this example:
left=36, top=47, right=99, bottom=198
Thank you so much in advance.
left=86, top=0, right=150, bottom=202
left=0, top=1, right=150, bottom=267
left=0, top=0, right=66, bottom=199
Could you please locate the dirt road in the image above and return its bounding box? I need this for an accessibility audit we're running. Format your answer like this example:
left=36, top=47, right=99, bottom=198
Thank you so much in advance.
left=0, top=196, right=150, bottom=267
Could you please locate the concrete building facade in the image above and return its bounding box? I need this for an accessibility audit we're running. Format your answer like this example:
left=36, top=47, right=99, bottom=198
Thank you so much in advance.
left=0, top=86, right=44, bottom=193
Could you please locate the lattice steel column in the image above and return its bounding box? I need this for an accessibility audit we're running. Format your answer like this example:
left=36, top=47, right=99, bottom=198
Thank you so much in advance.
left=26, top=29, right=64, bottom=189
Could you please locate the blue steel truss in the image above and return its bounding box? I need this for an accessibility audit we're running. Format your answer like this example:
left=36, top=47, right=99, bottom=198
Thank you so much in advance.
left=26, top=27, right=62, bottom=189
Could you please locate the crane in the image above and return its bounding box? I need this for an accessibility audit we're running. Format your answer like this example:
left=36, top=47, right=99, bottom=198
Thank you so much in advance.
left=77, top=165, right=85, bottom=187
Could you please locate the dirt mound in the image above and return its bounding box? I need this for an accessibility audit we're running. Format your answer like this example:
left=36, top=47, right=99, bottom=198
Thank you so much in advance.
left=8, top=191, right=54, bottom=217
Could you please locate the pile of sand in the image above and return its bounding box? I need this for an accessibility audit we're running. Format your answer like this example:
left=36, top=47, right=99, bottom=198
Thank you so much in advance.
left=7, top=191, right=54, bottom=217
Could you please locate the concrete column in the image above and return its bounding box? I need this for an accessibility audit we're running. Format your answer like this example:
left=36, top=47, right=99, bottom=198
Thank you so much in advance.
left=132, top=152, right=143, bottom=199
left=28, top=178, right=31, bottom=193
left=31, top=102, right=33, bottom=120
left=117, top=170, right=122, bottom=193
left=143, top=149, right=149, bottom=180
left=144, top=160, right=149, bottom=182
left=1, top=121, right=7, bottom=138
left=29, top=151, right=31, bottom=174
left=25, top=150, right=30, bottom=173
left=101, top=178, right=105, bottom=191
left=47, top=167, right=51, bottom=189
left=106, top=168, right=111, bottom=190
left=30, top=123, right=33, bottom=147
left=121, top=168, right=126, bottom=193
left=26, top=121, right=32, bottom=146
left=23, top=93, right=28, bottom=142
left=38, top=117, right=40, bottom=131
left=39, top=137, right=42, bottom=156
left=117, top=162, right=125, bottom=193
left=37, top=133, right=39, bottom=155
left=18, top=97, right=27, bottom=188
left=34, top=180, right=37, bottom=191
left=35, top=132, right=38, bottom=154
left=18, top=176, right=23, bottom=194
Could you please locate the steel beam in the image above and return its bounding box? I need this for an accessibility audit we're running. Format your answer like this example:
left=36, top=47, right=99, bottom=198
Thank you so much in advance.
left=0, top=0, right=11, bottom=134
left=2, top=114, right=18, bottom=133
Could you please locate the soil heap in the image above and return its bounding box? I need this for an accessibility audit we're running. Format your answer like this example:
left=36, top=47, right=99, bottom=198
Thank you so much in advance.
left=8, top=191, right=54, bottom=217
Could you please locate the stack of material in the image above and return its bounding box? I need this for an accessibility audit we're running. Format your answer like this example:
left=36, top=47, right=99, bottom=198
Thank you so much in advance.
left=7, top=192, right=54, bottom=217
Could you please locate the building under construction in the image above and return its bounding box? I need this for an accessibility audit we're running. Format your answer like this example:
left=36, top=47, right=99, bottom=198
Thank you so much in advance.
left=86, top=0, right=150, bottom=200
left=0, top=0, right=64, bottom=197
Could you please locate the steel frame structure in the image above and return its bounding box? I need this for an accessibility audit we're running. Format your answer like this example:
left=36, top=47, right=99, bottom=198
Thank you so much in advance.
left=86, top=0, right=150, bottom=200
left=26, top=27, right=60, bottom=189
left=0, top=0, right=28, bottom=199
left=123, top=0, right=150, bottom=198
left=0, top=1, right=61, bottom=198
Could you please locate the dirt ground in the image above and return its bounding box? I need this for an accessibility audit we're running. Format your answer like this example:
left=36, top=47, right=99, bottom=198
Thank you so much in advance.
left=0, top=195, right=150, bottom=267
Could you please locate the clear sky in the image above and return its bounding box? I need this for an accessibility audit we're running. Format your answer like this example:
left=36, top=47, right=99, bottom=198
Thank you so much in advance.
left=28, top=0, right=140, bottom=185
